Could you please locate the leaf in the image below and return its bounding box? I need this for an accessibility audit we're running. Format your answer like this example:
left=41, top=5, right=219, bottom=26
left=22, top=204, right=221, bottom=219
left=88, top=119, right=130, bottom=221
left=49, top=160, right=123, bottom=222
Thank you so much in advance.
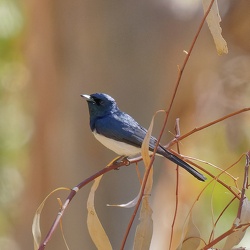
left=87, top=175, right=112, bottom=250
left=141, top=110, right=156, bottom=168
left=223, top=198, right=250, bottom=250
left=133, top=195, right=153, bottom=250
left=33, top=200, right=44, bottom=250
left=107, top=192, right=140, bottom=208
left=133, top=114, right=155, bottom=250
left=32, top=187, right=70, bottom=250
left=203, top=0, right=228, bottom=55
left=177, top=213, right=201, bottom=250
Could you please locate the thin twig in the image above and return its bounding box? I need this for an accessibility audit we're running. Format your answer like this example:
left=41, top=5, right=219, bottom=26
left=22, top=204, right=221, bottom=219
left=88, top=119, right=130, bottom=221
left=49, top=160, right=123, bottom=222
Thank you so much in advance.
left=208, top=196, right=237, bottom=243
left=168, top=108, right=250, bottom=148
left=236, top=151, right=250, bottom=220
left=184, top=157, right=242, bottom=200
left=169, top=119, right=181, bottom=250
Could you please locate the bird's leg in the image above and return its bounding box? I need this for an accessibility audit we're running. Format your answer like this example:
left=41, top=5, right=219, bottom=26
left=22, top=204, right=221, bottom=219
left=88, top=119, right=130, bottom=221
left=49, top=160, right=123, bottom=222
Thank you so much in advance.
left=120, top=156, right=130, bottom=166
left=107, top=155, right=130, bottom=170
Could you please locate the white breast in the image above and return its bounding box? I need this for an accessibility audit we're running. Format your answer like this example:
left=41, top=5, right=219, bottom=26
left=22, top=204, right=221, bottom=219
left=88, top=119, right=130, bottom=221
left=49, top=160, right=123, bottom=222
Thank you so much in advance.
left=93, top=130, right=141, bottom=156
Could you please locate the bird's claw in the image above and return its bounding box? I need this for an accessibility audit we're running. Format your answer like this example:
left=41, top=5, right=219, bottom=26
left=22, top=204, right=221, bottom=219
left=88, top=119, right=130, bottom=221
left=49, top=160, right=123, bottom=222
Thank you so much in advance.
left=108, top=156, right=130, bottom=169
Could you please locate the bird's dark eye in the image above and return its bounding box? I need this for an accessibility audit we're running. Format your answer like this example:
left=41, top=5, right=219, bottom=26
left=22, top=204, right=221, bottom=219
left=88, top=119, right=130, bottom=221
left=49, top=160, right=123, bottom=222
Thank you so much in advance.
left=93, top=97, right=104, bottom=106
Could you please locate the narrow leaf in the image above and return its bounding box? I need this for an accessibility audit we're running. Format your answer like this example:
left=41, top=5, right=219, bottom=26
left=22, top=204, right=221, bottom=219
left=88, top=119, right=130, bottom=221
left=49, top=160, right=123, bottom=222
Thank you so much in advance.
left=107, top=192, right=140, bottom=208
left=203, top=0, right=228, bottom=55
left=141, top=113, right=154, bottom=168
left=32, top=187, right=70, bottom=250
left=87, top=175, right=112, bottom=250
left=133, top=115, right=155, bottom=250
left=33, top=201, right=44, bottom=250
left=133, top=195, right=153, bottom=250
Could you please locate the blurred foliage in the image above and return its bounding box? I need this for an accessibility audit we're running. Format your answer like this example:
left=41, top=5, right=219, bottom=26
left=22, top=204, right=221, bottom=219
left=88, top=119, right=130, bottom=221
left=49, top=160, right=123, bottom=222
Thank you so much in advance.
left=0, top=0, right=31, bottom=249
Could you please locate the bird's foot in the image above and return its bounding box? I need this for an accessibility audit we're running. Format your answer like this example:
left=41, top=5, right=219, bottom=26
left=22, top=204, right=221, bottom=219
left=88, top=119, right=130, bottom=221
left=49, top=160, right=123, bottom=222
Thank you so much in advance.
left=108, top=156, right=130, bottom=169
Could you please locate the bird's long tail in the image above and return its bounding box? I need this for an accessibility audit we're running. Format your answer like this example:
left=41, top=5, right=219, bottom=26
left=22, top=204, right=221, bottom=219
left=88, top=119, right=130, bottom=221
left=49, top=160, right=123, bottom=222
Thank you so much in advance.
left=159, top=145, right=206, bottom=181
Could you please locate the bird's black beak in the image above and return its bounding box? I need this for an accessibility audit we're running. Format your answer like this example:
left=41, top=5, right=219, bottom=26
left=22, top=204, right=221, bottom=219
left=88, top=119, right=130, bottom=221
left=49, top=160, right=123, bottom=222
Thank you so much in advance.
left=81, top=94, right=94, bottom=102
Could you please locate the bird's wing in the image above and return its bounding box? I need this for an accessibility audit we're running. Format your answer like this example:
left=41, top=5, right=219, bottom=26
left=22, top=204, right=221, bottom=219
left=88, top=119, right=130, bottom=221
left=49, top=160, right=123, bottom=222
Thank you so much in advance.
left=94, top=112, right=158, bottom=149
left=94, top=112, right=206, bottom=181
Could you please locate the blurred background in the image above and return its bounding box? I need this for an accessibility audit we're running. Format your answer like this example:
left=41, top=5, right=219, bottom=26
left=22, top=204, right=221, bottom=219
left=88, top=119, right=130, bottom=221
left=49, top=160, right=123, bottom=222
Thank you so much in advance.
left=1, top=0, right=250, bottom=249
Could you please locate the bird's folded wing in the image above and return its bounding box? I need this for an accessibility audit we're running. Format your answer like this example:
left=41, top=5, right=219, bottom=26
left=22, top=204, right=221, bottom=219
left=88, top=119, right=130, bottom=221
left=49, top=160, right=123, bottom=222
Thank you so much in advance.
left=94, top=112, right=158, bottom=150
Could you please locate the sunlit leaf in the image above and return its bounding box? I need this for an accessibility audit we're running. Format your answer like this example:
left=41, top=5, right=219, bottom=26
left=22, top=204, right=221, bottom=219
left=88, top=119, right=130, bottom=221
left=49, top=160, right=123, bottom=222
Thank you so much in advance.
left=223, top=198, right=250, bottom=250
left=32, top=201, right=44, bottom=250
left=141, top=112, right=154, bottom=168
left=32, top=187, right=70, bottom=250
left=107, top=192, right=140, bottom=208
left=133, top=195, right=153, bottom=250
left=202, top=0, right=228, bottom=55
left=87, top=175, right=112, bottom=250
left=133, top=114, right=155, bottom=250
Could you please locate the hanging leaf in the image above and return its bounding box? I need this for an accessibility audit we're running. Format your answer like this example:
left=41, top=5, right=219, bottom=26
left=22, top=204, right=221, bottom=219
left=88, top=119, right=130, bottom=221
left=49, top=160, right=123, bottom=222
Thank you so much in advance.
left=133, top=114, right=155, bottom=250
left=87, top=175, right=112, bottom=250
left=32, top=187, right=70, bottom=250
left=202, top=0, right=228, bottom=55
left=107, top=192, right=140, bottom=208
left=133, top=195, right=153, bottom=250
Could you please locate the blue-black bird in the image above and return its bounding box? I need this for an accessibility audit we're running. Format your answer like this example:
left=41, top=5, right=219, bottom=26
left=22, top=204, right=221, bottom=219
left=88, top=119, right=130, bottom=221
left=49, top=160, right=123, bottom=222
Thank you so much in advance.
left=81, top=93, right=206, bottom=181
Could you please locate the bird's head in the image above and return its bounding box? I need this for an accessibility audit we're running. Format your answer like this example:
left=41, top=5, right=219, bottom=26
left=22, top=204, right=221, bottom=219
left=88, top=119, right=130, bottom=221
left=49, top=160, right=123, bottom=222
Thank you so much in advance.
left=81, top=93, right=118, bottom=118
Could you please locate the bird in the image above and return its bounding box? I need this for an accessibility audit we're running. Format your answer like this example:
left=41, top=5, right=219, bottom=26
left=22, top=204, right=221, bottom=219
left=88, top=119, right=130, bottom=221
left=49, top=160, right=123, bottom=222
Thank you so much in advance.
left=81, top=93, right=206, bottom=181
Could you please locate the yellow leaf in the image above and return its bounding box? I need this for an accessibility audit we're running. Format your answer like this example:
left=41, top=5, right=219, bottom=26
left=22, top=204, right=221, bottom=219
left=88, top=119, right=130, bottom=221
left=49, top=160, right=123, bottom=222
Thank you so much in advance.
left=87, top=175, right=112, bottom=250
left=107, top=192, right=140, bottom=208
left=133, top=114, right=156, bottom=250
left=133, top=196, right=153, bottom=250
left=32, top=187, right=70, bottom=250
left=32, top=202, right=44, bottom=250
left=203, top=0, right=228, bottom=55
left=141, top=113, right=155, bottom=168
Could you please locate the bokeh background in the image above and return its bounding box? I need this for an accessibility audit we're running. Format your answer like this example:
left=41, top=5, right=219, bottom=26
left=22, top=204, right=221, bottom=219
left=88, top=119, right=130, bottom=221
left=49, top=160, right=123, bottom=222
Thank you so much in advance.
left=1, top=0, right=250, bottom=249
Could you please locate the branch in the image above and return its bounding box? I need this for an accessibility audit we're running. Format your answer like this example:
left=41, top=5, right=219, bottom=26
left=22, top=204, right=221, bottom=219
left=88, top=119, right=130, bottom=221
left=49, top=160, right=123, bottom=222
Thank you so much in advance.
left=38, top=157, right=130, bottom=250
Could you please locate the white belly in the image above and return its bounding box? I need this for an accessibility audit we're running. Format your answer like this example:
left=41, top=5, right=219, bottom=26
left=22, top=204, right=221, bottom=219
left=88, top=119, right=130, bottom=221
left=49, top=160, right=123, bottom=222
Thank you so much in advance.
left=93, top=130, right=141, bottom=156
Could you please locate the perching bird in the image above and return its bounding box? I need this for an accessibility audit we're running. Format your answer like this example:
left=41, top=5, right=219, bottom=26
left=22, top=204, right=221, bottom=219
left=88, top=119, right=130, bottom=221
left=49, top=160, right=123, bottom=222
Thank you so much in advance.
left=81, top=93, right=206, bottom=181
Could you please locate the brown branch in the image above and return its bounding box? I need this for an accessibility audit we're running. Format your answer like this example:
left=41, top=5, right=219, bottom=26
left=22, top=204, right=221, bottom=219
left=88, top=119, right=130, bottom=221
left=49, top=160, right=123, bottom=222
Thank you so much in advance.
left=236, top=151, right=250, bottom=220
left=168, top=108, right=250, bottom=148
left=38, top=157, right=130, bottom=250
left=169, top=119, right=181, bottom=250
